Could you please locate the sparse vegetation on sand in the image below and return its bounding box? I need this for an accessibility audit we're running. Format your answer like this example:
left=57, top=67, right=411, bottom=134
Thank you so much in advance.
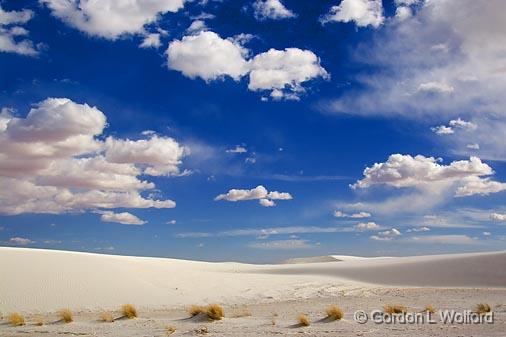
left=384, top=305, right=408, bottom=314
left=100, top=312, right=114, bottom=322
left=121, top=304, right=138, bottom=319
left=424, top=305, right=436, bottom=314
left=166, top=325, right=176, bottom=335
left=8, top=312, right=25, bottom=326
left=188, top=305, right=205, bottom=317
left=59, top=309, right=73, bottom=323
left=475, top=303, right=491, bottom=315
left=297, top=313, right=310, bottom=326
left=188, top=304, right=225, bottom=320
left=206, top=304, right=224, bottom=320
left=195, top=326, right=209, bottom=334
left=326, top=305, right=344, bottom=320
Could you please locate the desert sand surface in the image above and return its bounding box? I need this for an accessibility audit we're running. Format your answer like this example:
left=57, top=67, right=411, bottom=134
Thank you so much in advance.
left=1, top=247, right=505, bottom=336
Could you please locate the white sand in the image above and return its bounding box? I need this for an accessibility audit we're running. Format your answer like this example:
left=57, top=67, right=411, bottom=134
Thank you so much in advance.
left=1, top=247, right=505, bottom=313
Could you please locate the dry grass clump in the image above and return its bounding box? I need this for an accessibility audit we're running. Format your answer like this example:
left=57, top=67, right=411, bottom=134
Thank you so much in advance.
left=326, top=305, right=344, bottom=321
left=384, top=305, right=408, bottom=314
left=206, top=304, right=224, bottom=320
left=297, top=313, right=310, bottom=326
left=475, top=303, right=491, bottom=315
left=58, top=309, right=73, bottom=323
left=188, top=305, right=206, bottom=317
left=9, top=312, right=25, bottom=326
left=100, top=312, right=114, bottom=322
left=166, top=325, right=176, bottom=335
left=121, top=304, right=137, bottom=319
left=424, top=305, right=436, bottom=314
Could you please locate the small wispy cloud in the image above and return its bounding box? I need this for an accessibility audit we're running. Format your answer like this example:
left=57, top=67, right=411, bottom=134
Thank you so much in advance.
left=248, top=239, right=313, bottom=250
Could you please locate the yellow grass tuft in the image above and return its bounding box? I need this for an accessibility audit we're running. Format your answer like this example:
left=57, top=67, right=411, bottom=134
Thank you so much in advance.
left=188, top=305, right=206, bottom=317
left=475, top=303, right=491, bottom=315
left=206, top=304, right=224, bottom=320
left=100, top=312, right=114, bottom=322
left=34, top=315, right=44, bottom=326
left=59, top=309, right=73, bottom=323
left=424, top=305, right=436, bottom=314
left=9, top=312, right=25, bottom=326
left=297, top=313, right=310, bottom=326
left=326, top=305, right=344, bottom=320
left=384, top=305, right=408, bottom=314
left=271, top=318, right=276, bottom=326
left=166, top=325, right=177, bottom=335
left=121, top=304, right=137, bottom=319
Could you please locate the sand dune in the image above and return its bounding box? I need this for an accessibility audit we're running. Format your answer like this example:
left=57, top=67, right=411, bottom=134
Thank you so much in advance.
left=1, top=247, right=505, bottom=312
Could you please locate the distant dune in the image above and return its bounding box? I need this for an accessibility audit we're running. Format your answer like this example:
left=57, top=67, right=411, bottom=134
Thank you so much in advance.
left=1, top=247, right=505, bottom=312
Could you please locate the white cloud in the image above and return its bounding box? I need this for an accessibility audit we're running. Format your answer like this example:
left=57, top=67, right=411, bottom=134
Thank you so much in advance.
left=431, top=125, right=454, bottom=135
left=455, top=177, right=506, bottom=197
left=394, top=0, right=421, bottom=5
left=490, top=213, right=506, bottom=222
left=226, top=145, right=247, bottom=153
left=259, top=198, right=275, bottom=207
left=41, top=0, right=186, bottom=39
left=334, top=210, right=371, bottom=218
left=406, top=235, right=477, bottom=245
left=321, top=0, right=384, bottom=28
left=0, top=98, right=183, bottom=215
left=483, top=231, right=491, bottom=236
left=370, top=228, right=401, bottom=241
left=449, top=118, right=477, bottom=131
left=166, top=31, right=249, bottom=81
left=248, top=239, right=313, bottom=249
left=395, top=6, right=412, bottom=21
left=215, top=185, right=292, bottom=207
left=166, top=31, right=328, bottom=100
left=253, top=0, right=296, bottom=20
left=139, top=33, right=161, bottom=49
left=100, top=211, right=146, bottom=225
left=104, top=135, right=187, bottom=176
left=352, top=154, right=493, bottom=189
left=322, top=0, right=506, bottom=161
left=355, top=221, right=380, bottom=231
left=8, top=237, right=34, bottom=245
left=186, top=20, right=207, bottom=34
left=166, top=219, right=177, bottom=224
left=467, top=143, right=480, bottom=150
left=406, top=226, right=430, bottom=233
left=248, top=48, right=329, bottom=100
left=0, top=5, right=37, bottom=55
left=417, top=81, right=454, bottom=94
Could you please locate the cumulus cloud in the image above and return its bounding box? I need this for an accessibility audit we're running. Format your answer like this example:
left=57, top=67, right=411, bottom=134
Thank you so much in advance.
left=41, top=0, right=186, bottom=39
left=99, top=211, right=146, bottom=225
left=226, top=145, right=247, bottom=153
left=0, top=4, right=37, bottom=55
left=253, top=0, right=296, bottom=20
left=166, top=31, right=328, bottom=100
left=490, top=213, right=506, bottom=222
left=248, top=48, right=329, bottom=100
left=406, top=226, right=430, bottom=233
left=417, top=81, right=454, bottom=94
left=215, top=185, right=292, bottom=207
left=432, top=118, right=477, bottom=136
left=8, top=237, right=34, bottom=245
left=370, top=228, right=401, bottom=241
left=334, top=210, right=371, bottom=218
left=355, top=221, right=380, bottom=231
left=431, top=125, right=454, bottom=135
left=455, top=177, right=506, bottom=197
left=139, top=33, right=161, bottom=48
left=166, top=31, right=249, bottom=81
left=321, top=0, right=384, bottom=28
left=0, top=98, right=185, bottom=215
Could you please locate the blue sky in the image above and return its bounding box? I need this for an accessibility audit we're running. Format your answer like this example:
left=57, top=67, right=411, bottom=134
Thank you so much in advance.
left=1, top=0, right=505, bottom=262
